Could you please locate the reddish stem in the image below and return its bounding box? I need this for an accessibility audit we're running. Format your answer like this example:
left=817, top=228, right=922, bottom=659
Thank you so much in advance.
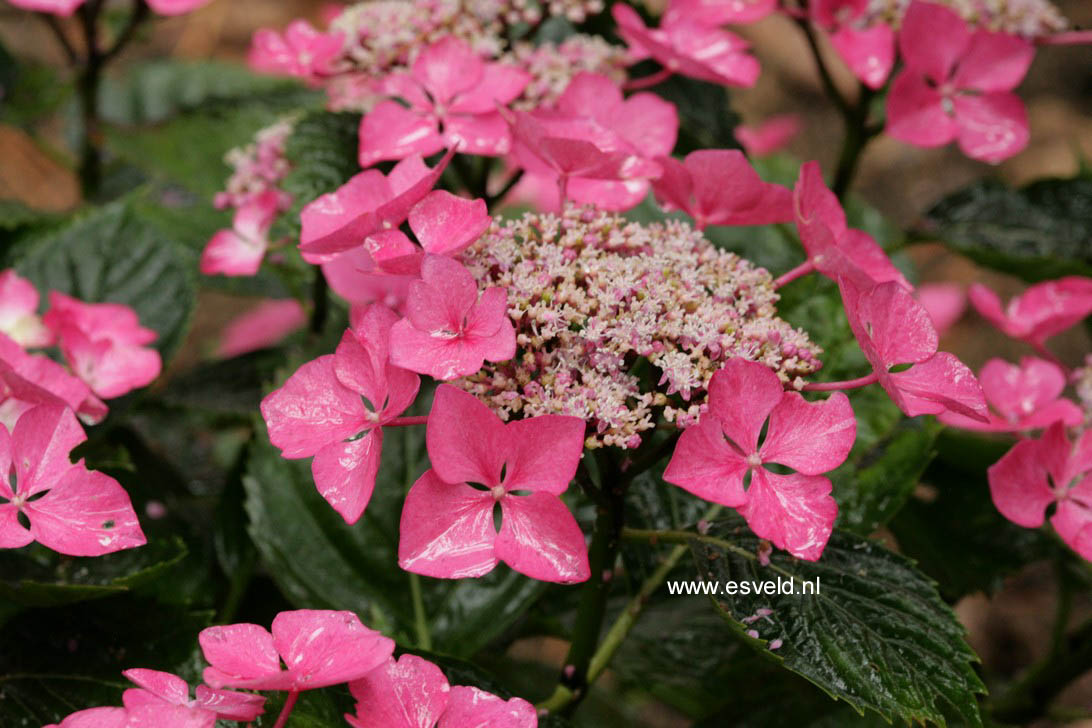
left=558, top=174, right=570, bottom=207
left=273, top=690, right=299, bottom=728
left=386, top=415, right=429, bottom=427
left=773, top=260, right=815, bottom=289
left=1032, top=341, right=1071, bottom=376
left=623, top=68, right=673, bottom=91
left=802, top=372, right=880, bottom=392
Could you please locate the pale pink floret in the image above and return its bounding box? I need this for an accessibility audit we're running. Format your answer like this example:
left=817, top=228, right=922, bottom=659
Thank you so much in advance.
left=612, top=4, right=761, bottom=88
left=368, top=190, right=491, bottom=274
left=915, top=282, right=966, bottom=337
left=42, top=707, right=130, bottom=728
left=0, top=404, right=145, bottom=555
left=511, top=72, right=675, bottom=211
left=886, top=1, right=1034, bottom=163
left=6, top=0, right=84, bottom=15
left=0, top=332, right=107, bottom=428
left=122, top=668, right=265, bottom=724
left=346, top=654, right=537, bottom=728
left=663, top=358, right=856, bottom=560
left=201, top=189, right=280, bottom=277
left=199, top=609, right=395, bottom=692
left=299, top=150, right=454, bottom=259
left=989, top=422, right=1092, bottom=561
left=248, top=20, right=345, bottom=82
left=399, top=384, right=590, bottom=583
left=323, top=247, right=415, bottom=312
left=43, top=292, right=162, bottom=399
left=651, top=149, right=792, bottom=229
left=793, top=161, right=910, bottom=289
left=940, top=356, right=1082, bottom=432
left=811, top=0, right=895, bottom=90
left=0, top=269, right=51, bottom=347
left=217, top=299, right=306, bottom=358
left=360, top=37, right=531, bottom=165
left=736, top=114, right=801, bottom=157
left=389, top=256, right=516, bottom=381
left=145, top=0, right=209, bottom=14
left=840, top=278, right=989, bottom=421
left=260, top=304, right=419, bottom=523
left=663, top=0, right=777, bottom=25
left=968, top=277, right=1092, bottom=347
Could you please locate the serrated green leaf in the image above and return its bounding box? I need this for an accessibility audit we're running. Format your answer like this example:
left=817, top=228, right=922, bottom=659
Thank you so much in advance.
left=11, top=198, right=197, bottom=361
left=922, top=176, right=1092, bottom=282
left=691, top=515, right=986, bottom=727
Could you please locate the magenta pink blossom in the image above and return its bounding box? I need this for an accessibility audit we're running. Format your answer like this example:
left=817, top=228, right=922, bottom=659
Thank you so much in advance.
left=389, top=255, right=516, bottom=380
left=736, top=114, right=801, bottom=157
left=347, top=654, right=537, bottom=728
left=989, top=422, right=1092, bottom=561
left=940, top=357, right=1083, bottom=432
left=199, top=609, right=395, bottom=691
left=840, top=278, right=989, bottom=421
left=0, top=404, right=145, bottom=555
left=122, top=668, right=265, bottom=726
left=399, top=384, right=590, bottom=583
left=663, top=358, right=856, bottom=560
left=261, top=304, right=419, bottom=524
left=8, top=0, right=207, bottom=15
left=201, top=188, right=280, bottom=277
left=43, top=292, right=162, bottom=399
left=791, top=161, right=909, bottom=289
left=651, top=149, right=793, bottom=229
left=510, top=72, right=676, bottom=210
left=0, top=269, right=51, bottom=347
left=367, top=190, right=491, bottom=274
left=43, top=707, right=129, bottom=728
left=0, top=332, right=107, bottom=428
left=886, top=0, right=1034, bottom=163
left=323, top=247, right=415, bottom=312
left=144, top=0, right=209, bottom=14
left=299, top=150, right=454, bottom=259
left=663, top=0, right=777, bottom=25
left=249, top=20, right=345, bottom=82
left=217, top=299, right=306, bottom=358
left=359, top=37, right=530, bottom=165
left=810, top=0, right=895, bottom=90
left=612, top=4, right=761, bottom=88
left=968, top=277, right=1092, bottom=347
left=916, top=282, right=966, bottom=337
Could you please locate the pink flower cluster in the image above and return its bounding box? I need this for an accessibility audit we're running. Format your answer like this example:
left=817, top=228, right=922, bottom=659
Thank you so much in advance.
left=7, top=0, right=209, bottom=17
left=48, top=609, right=537, bottom=728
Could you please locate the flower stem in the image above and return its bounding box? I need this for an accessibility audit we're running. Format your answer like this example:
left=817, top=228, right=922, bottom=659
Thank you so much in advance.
left=802, top=372, right=879, bottom=392
left=773, top=260, right=815, bottom=289
left=623, top=68, right=673, bottom=91
left=308, top=267, right=328, bottom=335
left=386, top=415, right=429, bottom=427
left=831, top=83, right=878, bottom=199
left=273, top=690, right=299, bottom=728
left=410, top=571, right=431, bottom=650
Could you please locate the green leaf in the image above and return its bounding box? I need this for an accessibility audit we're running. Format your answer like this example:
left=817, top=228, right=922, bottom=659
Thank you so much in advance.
left=922, top=176, right=1092, bottom=282
left=651, top=75, right=739, bottom=154
left=243, top=420, right=545, bottom=657
left=691, top=515, right=986, bottom=727
left=11, top=198, right=198, bottom=361
left=160, top=348, right=290, bottom=416
left=0, top=197, right=53, bottom=230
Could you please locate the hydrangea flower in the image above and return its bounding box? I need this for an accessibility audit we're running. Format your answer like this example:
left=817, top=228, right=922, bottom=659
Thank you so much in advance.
left=298, top=150, right=454, bottom=259
left=347, top=654, right=537, bottom=728
left=509, top=72, right=675, bottom=211
left=810, top=0, right=896, bottom=89
left=989, top=422, right=1092, bottom=561
left=200, top=189, right=281, bottom=277
left=218, top=299, right=306, bottom=358
left=611, top=4, right=761, bottom=88
left=736, top=114, right=800, bottom=157
left=916, top=282, right=966, bottom=337
left=367, top=190, right=491, bottom=274
left=43, top=707, right=129, bottom=728
left=840, top=278, right=989, bottom=421
left=359, top=36, right=530, bottom=165
left=0, top=332, right=107, bottom=428
left=122, top=668, right=266, bottom=725
left=200, top=610, right=395, bottom=702
left=0, top=269, right=52, bottom=347
left=249, top=20, right=346, bottom=82
left=886, top=0, right=1035, bottom=163
left=0, top=405, right=145, bottom=555
left=43, top=292, right=162, bottom=399
left=8, top=0, right=208, bottom=15
left=651, top=149, right=793, bottom=229
left=389, top=255, right=516, bottom=381
left=939, top=357, right=1083, bottom=432
left=399, top=384, right=590, bottom=583
left=663, top=0, right=777, bottom=25
left=968, top=277, right=1092, bottom=347
left=261, top=304, right=420, bottom=524
left=664, top=358, right=856, bottom=560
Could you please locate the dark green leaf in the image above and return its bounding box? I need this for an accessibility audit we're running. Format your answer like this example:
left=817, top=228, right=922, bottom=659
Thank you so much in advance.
left=160, top=348, right=289, bottom=416
left=922, top=176, right=1092, bottom=282
left=692, top=514, right=986, bottom=727
left=651, top=75, right=739, bottom=154
left=12, top=198, right=198, bottom=360
left=0, top=197, right=53, bottom=231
